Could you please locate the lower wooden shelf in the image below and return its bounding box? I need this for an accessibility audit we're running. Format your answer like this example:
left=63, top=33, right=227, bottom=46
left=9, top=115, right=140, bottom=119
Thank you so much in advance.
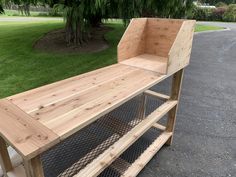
left=120, top=131, right=172, bottom=177
left=74, top=100, right=176, bottom=177
left=5, top=97, right=177, bottom=177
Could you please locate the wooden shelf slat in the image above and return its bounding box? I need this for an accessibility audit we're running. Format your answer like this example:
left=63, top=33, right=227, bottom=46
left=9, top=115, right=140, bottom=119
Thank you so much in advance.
left=74, top=100, right=177, bottom=177
left=121, top=131, right=172, bottom=177
left=152, top=123, right=166, bottom=131
left=144, top=90, right=170, bottom=101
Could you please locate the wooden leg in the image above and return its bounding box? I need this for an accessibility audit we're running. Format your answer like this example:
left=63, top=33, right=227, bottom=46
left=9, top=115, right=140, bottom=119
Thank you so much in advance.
left=138, top=93, right=147, bottom=119
left=166, top=69, right=184, bottom=145
left=24, top=155, right=44, bottom=177
left=0, top=136, right=13, bottom=175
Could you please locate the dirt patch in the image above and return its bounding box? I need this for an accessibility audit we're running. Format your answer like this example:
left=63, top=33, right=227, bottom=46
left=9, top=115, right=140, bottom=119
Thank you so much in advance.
left=34, top=26, right=111, bottom=53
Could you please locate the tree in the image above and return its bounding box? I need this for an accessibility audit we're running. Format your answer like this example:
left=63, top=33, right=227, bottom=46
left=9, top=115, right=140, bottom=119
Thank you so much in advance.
left=2, top=0, right=194, bottom=46
left=53, top=0, right=108, bottom=46
left=0, top=0, right=4, bottom=13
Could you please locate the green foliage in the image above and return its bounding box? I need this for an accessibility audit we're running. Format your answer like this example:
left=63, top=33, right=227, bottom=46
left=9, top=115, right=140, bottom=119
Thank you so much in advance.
left=2, top=0, right=194, bottom=46
left=199, top=0, right=236, bottom=5
left=215, top=1, right=227, bottom=7
left=190, top=5, right=213, bottom=20
left=0, top=0, right=4, bottom=13
left=187, top=3, right=236, bottom=21
left=211, top=6, right=227, bottom=20
left=223, top=3, right=236, bottom=21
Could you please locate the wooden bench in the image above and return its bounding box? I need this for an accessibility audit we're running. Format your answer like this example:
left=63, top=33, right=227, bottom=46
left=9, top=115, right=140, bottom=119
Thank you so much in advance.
left=0, top=18, right=195, bottom=177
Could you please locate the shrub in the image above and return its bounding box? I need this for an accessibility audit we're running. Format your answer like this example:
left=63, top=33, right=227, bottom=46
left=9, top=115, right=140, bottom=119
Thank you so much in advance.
left=191, top=6, right=213, bottom=21
left=210, top=7, right=227, bottom=21
left=215, top=2, right=227, bottom=8
left=223, top=4, right=236, bottom=22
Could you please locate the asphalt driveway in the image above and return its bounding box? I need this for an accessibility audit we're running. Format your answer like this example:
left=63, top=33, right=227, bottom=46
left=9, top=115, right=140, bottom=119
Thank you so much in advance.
left=139, top=24, right=236, bottom=177
left=198, top=21, right=236, bottom=29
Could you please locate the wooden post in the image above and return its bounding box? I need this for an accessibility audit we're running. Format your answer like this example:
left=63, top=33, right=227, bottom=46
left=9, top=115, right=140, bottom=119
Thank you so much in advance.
left=0, top=136, right=13, bottom=175
left=138, top=93, right=147, bottom=119
left=24, top=155, right=44, bottom=177
left=165, top=69, right=184, bottom=145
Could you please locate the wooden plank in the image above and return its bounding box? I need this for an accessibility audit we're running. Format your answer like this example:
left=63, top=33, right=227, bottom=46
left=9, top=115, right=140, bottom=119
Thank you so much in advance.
left=167, top=20, right=196, bottom=74
left=48, top=69, right=166, bottom=139
left=29, top=69, right=142, bottom=124
left=137, top=93, right=146, bottom=120
left=0, top=136, right=13, bottom=174
left=74, top=100, right=177, bottom=177
left=120, top=54, right=168, bottom=74
left=152, top=123, right=166, bottom=131
left=166, top=69, right=184, bottom=145
left=0, top=99, right=59, bottom=160
left=118, top=18, right=147, bottom=62
left=8, top=64, right=136, bottom=113
left=121, top=131, right=172, bottom=177
left=144, top=90, right=170, bottom=101
left=146, top=19, right=183, bottom=58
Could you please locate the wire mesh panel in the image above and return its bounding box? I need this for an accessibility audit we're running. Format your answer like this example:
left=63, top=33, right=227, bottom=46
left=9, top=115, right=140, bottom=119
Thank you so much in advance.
left=41, top=93, right=164, bottom=177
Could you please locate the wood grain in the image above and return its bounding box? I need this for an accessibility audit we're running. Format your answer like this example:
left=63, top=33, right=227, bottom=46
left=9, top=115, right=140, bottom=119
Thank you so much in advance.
left=120, top=54, right=167, bottom=74
left=0, top=100, right=59, bottom=160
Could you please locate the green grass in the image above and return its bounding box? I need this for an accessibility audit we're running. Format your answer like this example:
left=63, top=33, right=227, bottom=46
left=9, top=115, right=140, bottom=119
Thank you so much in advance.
left=1, top=9, right=55, bottom=17
left=195, top=24, right=224, bottom=32
left=0, top=20, right=125, bottom=98
left=0, top=20, right=223, bottom=98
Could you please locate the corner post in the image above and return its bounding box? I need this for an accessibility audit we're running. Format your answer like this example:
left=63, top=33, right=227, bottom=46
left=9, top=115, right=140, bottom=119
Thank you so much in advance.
left=0, top=136, right=13, bottom=175
left=166, top=69, right=184, bottom=145
left=24, top=155, right=44, bottom=177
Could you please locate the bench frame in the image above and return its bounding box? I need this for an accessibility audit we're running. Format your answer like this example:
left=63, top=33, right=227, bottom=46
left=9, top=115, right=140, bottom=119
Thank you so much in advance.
left=0, top=68, right=184, bottom=177
left=0, top=17, right=195, bottom=177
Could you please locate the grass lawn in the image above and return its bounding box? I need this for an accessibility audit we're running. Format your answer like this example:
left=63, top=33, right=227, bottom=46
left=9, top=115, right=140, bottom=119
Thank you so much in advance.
left=195, top=24, right=224, bottom=32
left=1, top=9, right=52, bottom=17
left=0, top=20, right=223, bottom=98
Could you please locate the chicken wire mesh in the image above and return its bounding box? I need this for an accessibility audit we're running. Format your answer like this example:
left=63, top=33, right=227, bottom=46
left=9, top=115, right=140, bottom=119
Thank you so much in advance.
left=41, top=93, right=165, bottom=177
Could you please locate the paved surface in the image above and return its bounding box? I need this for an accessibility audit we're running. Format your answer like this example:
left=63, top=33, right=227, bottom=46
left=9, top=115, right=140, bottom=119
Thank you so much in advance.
left=198, top=21, right=236, bottom=29
left=139, top=27, right=236, bottom=176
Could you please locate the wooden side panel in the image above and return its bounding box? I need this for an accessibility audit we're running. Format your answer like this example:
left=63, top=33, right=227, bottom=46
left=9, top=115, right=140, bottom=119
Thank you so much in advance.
left=0, top=99, right=59, bottom=160
left=167, top=20, right=196, bottom=75
left=145, top=18, right=183, bottom=58
left=118, top=18, right=147, bottom=62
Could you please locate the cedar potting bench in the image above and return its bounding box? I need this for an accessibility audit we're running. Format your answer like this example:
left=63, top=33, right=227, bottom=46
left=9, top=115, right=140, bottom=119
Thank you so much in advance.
left=0, top=18, right=195, bottom=177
